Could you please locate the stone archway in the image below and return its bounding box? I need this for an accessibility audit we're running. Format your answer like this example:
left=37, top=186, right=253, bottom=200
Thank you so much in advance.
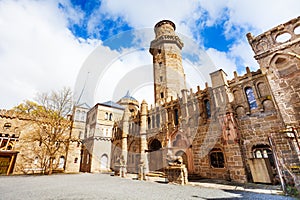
left=175, top=150, right=188, bottom=170
left=127, top=141, right=140, bottom=173
left=148, top=139, right=163, bottom=171
left=248, top=144, right=276, bottom=183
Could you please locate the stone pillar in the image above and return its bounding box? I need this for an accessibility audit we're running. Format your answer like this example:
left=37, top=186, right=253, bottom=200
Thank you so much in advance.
left=140, top=100, right=149, bottom=174
left=121, top=107, right=130, bottom=175
left=138, top=159, right=146, bottom=180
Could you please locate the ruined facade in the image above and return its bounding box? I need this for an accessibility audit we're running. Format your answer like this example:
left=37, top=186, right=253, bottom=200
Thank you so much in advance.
left=110, top=18, right=300, bottom=184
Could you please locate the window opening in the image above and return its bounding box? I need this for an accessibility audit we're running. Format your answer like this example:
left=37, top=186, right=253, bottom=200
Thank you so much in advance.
left=204, top=100, right=211, bottom=118
left=210, top=149, right=225, bottom=168
left=245, top=87, right=258, bottom=110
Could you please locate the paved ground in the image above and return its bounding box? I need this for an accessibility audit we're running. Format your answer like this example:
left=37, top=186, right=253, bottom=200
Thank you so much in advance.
left=0, top=173, right=297, bottom=200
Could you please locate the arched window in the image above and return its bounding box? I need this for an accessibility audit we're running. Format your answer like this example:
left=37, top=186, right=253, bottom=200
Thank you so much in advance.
left=105, top=112, right=108, bottom=120
left=59, top=156, right=65, bottom=169
left=156, top=114, right=160, bottom=128
left=75, top=110, right=80, bottom=121
left=257, top=82, right=268, bottom=97
left=209, top=148, right=225, bottom=168
left=34, top=156, right=39, bottom=165
left=245, top=87, right=258, bottom=110
left=109, top=113, right=113, bottom=121
left=174, top=109, right=179, bottom=125
left=148, top=117, right=151, bottom=129
left=152, top=115, right=155, bottom=128
left=81, top=111, right=86, bottom=121
left=204, top=100, right=211, bottom=118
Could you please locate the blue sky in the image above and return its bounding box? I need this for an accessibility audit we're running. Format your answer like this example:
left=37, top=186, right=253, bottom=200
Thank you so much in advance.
left=63, top=0, right=236, bottom=53
left=0, top=0, right=299, bottom=108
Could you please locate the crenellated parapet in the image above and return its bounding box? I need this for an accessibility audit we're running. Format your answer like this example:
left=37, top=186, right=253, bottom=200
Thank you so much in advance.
left=227, top=67, right=276, bottom=117
left=228, top=68, right=263, bottom=85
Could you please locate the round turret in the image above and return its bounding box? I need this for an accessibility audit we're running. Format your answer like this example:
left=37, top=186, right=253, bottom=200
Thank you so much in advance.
left=154, top=20, right=176, bottom=38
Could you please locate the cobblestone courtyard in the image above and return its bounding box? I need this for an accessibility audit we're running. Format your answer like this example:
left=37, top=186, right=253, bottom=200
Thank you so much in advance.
left=0, top=173, right=297, bottom=200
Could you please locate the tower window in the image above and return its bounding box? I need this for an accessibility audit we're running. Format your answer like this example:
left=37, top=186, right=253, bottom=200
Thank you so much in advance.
left=160, top=76, right=163, bottom=82
left=245, top=87, right=258, bottom=110
left=159, top=62, right=163, bottom=67
left=158, top=49, right=161, bottom=54
left=160, top=92, right=164, bottom=98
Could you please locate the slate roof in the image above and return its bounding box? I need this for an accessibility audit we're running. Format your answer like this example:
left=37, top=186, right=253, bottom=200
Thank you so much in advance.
left=101, top=101, right=125, bottom=110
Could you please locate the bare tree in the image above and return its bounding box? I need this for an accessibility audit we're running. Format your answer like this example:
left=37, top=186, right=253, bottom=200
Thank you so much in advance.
left=14, top=87, right=74, bottom=174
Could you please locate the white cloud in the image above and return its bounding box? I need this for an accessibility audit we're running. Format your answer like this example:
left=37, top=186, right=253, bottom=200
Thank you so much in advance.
left=225, top=0, right=300, bottom=34
left=94, top=48, right=153, bottom=105
left=0, top=0, right=98, bottom=109
left=98, top=0, right=200, bottom=36
left=1, top=0, right=299, bottom=110
left=206, top=48, right=237, bottom=79
left=198, top=0, right=300, bottom=77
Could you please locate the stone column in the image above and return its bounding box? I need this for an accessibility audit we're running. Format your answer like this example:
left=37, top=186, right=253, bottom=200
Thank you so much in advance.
left=140, top=100, right=149, bottom=174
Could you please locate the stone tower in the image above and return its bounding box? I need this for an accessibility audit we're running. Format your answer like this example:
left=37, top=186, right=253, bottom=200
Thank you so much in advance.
left=149, top=20, right=186, bottom=104
left=247, top=16, right=300, bottom=127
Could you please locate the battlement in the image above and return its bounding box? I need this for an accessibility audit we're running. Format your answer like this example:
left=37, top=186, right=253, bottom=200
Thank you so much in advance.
left=155, top=20, right=176, bottom=31
left=228, top=67, right=263, bottom=85
left=247, top=16, right=300, bottom=59
left=0, top=109, right=30, bottom=120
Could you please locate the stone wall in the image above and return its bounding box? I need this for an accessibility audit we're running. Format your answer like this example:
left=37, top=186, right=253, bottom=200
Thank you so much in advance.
left=247, top=16, right=300, bottom=126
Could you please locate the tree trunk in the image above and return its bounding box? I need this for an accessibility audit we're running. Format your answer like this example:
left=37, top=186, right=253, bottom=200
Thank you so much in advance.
left=49, top=157, right=53, bottom=175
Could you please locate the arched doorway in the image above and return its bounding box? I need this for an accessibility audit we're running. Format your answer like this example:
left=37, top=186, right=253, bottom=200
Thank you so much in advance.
left=175, top=150, right=188, bottom=170
left=100, top=154, right=108, bottom=170
left=252, top=144, right=275, bottom=168
left=58, top=156, right=65, bottom=169
left=148, top=139, right=163, bottom=171
left=249, top=144, right=276, bottom=183
left=111, top=144, right=121, bottom=171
